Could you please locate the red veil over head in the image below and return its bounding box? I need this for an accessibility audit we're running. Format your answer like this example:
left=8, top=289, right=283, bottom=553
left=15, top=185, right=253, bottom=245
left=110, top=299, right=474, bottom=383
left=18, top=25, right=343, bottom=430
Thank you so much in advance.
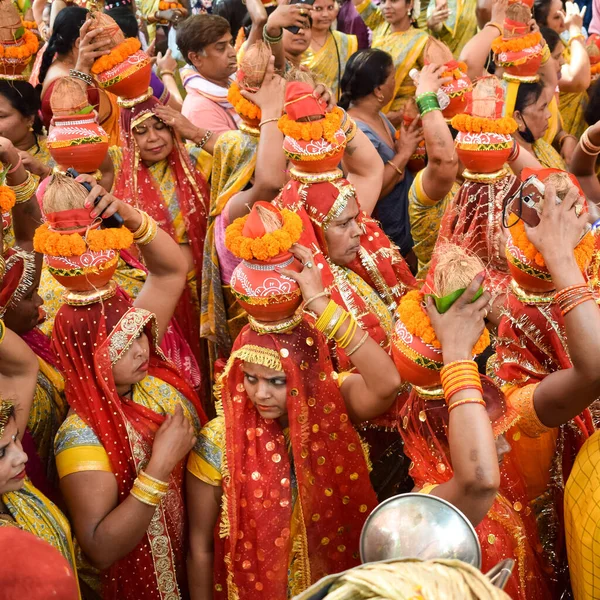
left=213, top=319, right=378, bottom=599
left=114, top=96, right=210, bottom=360
left=400, top=380, right=551, bottom=600
left=434, top=174, right=521, bottom=296
left=276, top=176, right=416, bottom=372
left=51, top=293, right=206, bottom=599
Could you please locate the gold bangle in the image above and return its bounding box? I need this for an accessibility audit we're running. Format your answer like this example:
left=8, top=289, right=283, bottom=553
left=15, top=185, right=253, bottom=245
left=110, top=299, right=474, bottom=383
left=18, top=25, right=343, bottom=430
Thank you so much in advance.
left=324, top=307, right=345, bottom=339
left=259, top=117, right=279, bottom=128
left=131, top=482, right=161, bottom=507
left=303, top=290, right=330, bottom=311
left=138, top=470, right=169, bottom=492
left=159, top=69, right=175, bottom=78
left=336, top=317, right=357, bottom=349
left=0, top=319, right=5, bottom=345
left=0, top=254, right=5, bottom=281
left=315, top=300, right=339, bottom=332
left=485, top=21, right=503, bottom=34
left=136, top=217, right=158, bottom=246
left=134, top=480, right=166, bottom=498
left=10, top=172, right=37, bottom=204
left=387, top=160, right=403, bottom=176
left=345, top=330, right=369, bottom=357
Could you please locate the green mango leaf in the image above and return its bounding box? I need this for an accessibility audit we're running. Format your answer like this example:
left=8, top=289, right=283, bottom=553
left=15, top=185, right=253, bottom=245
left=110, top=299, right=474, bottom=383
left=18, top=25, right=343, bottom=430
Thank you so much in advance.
left=426, top=286, right=484, bottom=314
left=14, top=26, right=25, bottom=39
left=76, top=106, right=95, bottom=115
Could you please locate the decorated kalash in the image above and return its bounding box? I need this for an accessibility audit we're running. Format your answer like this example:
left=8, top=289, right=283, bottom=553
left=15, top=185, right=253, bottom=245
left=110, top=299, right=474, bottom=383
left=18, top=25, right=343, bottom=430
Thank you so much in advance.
left=274, top=81, right=417, bottom=500
left=489, top=168, right=599, bottom=594
left=393, top=244, right=552, bottom=600
left=46, top=77, right=110, bottom=179
left=434, top=75, right=521, bottom=296
left=192, top=201, right=379, bottom=600
left=87, top=10, right=153, bottom=116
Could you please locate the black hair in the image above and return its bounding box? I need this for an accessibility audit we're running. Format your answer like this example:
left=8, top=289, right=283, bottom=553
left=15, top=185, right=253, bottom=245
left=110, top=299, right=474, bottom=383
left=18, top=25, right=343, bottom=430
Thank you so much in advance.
left=585, top=79, right=600, bottom=125
left=540, top=26, right=562, bottom=52
left=533, top=0, right=555, bottom=27
left=514, top=81, right=545, bottom=114
left=0, top=80, right=43, bottom=136
left=105, top=6, right=139, bottom=39
left=38, top=6, right=89, bottom=85
left=338, top=48, right=394, bottom=110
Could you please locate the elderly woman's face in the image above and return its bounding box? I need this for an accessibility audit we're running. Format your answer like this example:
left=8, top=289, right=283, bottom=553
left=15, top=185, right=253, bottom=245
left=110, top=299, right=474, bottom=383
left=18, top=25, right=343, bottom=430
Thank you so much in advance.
left=323, top=196, right=362, bottom=266
left=132, top=116, right=174, bottom=164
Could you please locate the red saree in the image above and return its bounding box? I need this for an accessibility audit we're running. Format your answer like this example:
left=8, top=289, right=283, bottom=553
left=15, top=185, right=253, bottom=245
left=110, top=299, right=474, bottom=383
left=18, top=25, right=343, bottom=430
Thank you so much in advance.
left=434, top=175, right=521, bottom=296
left=114, top=96, right=210, bottom=363
left=51, top=293, right=206, bottom=599
left=213, top=320, right=378, bottom=599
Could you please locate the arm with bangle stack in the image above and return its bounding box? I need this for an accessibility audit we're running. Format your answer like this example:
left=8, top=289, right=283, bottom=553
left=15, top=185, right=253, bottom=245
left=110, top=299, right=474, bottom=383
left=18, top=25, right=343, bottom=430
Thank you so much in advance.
left=423, top=275, right=500, bottom=527
left=568, top=121, right=600, bottom=206
left=282, top=244, right=403, bottom=423
left=59, top=182, right=196, bottom=570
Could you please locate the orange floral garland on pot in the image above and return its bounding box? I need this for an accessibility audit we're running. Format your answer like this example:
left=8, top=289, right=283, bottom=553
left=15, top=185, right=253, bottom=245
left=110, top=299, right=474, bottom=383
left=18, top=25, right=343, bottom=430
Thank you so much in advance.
left=33, top=222, right=133, bottom=257
left=91, top=38, right=142, bottom=75
left=397, top=290, right=491, bottom=354
left=227, top=82, right=261, bottom=125
left=278, top=106, right=344, bottom=144
left=451, top=114, right=518, bottom=135
left=225, top=209, right=303, bottom=261
left=0, top=186, right=16, bottom=212
left=0, top=28, right=39, bottom=60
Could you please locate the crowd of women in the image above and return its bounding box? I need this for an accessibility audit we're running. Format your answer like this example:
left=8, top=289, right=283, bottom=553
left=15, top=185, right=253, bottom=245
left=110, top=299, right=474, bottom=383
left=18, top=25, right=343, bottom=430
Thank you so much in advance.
left=2, top=0, right=600, bottom=598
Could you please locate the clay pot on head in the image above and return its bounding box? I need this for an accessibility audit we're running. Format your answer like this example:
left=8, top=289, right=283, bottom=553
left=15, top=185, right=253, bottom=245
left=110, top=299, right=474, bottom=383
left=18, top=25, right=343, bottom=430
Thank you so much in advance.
left=95, top=50, right=152, bottom=100
left=45, top=247, right=119, bottom=292
left=391, top=318, right=444, bottom=387
left=230, top=251, right=304, bottom=322
left=284, top=129, right=347, bottom=174
left=505, top=235, right=555, bottom=293
left=455, top=131, right=513, bottom=174
left=47, top=114, right=109, bottom=174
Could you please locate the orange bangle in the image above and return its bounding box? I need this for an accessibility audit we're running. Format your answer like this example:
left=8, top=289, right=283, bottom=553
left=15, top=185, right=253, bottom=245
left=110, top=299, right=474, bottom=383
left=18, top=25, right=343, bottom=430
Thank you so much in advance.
left=440, top=361, right=479, bottom=384
left=445, top=385, right=483, bottom=404
left=562, top=295, right=595, bottom=317
left=441, top=373, right=481, bottom=387
left=448, top=398, right=486, bottom=414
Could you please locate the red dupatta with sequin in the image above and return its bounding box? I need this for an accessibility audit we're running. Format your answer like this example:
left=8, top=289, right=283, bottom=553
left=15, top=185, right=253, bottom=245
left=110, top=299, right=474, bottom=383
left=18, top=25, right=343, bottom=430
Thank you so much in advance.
left=400, top=380, right=551, bottom=600
left=51, top=294, right=206, bottom=600
left=114, top=96, right=210, bottom=360
left=213, top=320, right=377, bottom=599
left=435, top=175, right=521, bottom=296
left=276, top=176, right=416, bottom=372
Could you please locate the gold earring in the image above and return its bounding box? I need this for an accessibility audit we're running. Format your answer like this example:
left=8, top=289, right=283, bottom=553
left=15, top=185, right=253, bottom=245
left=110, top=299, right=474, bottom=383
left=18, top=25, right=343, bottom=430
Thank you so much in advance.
left=28, top=126, right=34, bottom=132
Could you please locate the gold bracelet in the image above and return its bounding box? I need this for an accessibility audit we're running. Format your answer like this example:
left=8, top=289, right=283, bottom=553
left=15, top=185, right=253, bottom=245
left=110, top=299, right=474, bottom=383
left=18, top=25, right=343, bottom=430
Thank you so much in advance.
left=485, top=21, right=503, bottom=34
left=10, top=172, right=37, bottom=204
left=159, top=69, right=175, bottom=78
left=134, top=480, right=166, bottom=498
left=136, top=217, right=158, bottom=246
left=0, top=319, right=5, bottom=345
left=387, top=160, right=403, bottom=176
left=0, top=254, right=5, bottom=281
left=345, top=330, right=369, bottom=357
left=315, top=300, right=339, bottom=332
left=138, top=469, right=169, bottom=492
left=303, top=290, right=330, bottom=311
left=336, top=317, right=357, bottom=349
left=130, top=482, right=161, bottom=507
left=259, top=117, right=279, bottom=128
left=323, top=306, right=345, bottom=339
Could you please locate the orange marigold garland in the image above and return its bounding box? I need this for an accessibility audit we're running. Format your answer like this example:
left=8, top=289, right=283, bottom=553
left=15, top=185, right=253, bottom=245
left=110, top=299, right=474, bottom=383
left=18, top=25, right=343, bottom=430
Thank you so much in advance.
left=509, top=216, right=595, bottom=272
left=34, top=223, right=133, bottom=257
left=225, top=209, right=303, bottom=261
left=278, top=106, right=344, bottom=144
left=91, top=38, right=142, bottom=75
left=0, top=29, right=39, bottom=60
left=0, top=186, right=16, bottom=212
left=442, top=61, right=468, bottom=78
left=591, top=62, right=600, bottom=76
left=397, top=290, right=490, bottom=354
left=22, top=21, right=37, bottom=29
left=491, top=31, right=542, bottom=54
left=159, top=1, right=184, bottom=8
left=227, top=81, right=261, bottom=121
left=451, top=113, right=518, bottom=135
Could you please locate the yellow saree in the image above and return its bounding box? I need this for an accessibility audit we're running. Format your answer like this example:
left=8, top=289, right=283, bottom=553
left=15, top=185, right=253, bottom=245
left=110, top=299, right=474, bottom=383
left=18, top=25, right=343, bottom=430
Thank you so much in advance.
left=200, top=128, right=257, bottom=357
left=356, top=0, right=429, bottom=114
left=559, top=90, right=588, bottom=139
left=423, top=0, right=477, bottom=57
left=543, top=94, right=562, bottom=145
left=1, top=478, right=81, bottom=598
left=301, top=31, right=358, bottom=100
left=532, top=138, right=567, bottom=170
left=565, top=430, right=600, bottom=600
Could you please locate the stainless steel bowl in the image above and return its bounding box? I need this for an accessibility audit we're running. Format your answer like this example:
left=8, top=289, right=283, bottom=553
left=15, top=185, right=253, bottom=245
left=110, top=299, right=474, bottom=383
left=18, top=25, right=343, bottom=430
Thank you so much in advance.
left=360, top=493, right=482, bottom=568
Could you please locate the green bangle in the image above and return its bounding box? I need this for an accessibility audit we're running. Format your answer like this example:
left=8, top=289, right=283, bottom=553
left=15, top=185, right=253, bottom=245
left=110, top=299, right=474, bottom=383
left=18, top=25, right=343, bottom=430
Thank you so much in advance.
left=416, top=92, right=437, bottom=103
left=263, top=23, right=283, bottom=44
left=416, top=95, right=440, bottom=116
left=420, top=106, right=442, bottom=117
